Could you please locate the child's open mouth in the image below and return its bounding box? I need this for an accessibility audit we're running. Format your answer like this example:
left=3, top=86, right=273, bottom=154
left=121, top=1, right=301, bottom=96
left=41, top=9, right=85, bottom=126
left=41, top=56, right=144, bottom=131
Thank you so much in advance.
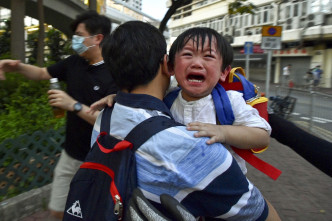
left=187, top=74, right=205, bottom=83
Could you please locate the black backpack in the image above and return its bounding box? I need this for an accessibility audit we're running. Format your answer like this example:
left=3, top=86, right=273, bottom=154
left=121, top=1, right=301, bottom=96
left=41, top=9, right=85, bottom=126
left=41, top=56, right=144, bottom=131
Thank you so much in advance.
left=63, top=106, right=181, bottom=221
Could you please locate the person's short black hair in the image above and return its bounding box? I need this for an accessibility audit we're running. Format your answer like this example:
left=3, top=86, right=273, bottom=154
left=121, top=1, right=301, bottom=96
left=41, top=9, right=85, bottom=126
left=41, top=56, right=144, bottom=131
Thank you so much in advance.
left=70, top=10, right=112, bottom=36
left=169, top=27, right=233, bottom=71
left=102, top=21, right=166, bottom=92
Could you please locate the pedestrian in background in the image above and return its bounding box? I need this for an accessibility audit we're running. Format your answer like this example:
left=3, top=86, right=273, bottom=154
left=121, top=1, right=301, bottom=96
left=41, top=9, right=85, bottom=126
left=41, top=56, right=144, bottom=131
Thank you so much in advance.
left=282, top=64, right=291, bottom=87
left=0, top=10, right=118, bottom=220
left=312, top=65, right=323, bottom=87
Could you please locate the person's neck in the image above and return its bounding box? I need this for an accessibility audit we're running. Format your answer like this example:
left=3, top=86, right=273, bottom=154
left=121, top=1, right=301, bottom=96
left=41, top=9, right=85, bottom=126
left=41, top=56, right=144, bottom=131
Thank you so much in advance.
left=129, top=88, right=163, bottom=101
left=128, top=69, right=168, bottom=101
left=84, top=49, right=103, bottom=65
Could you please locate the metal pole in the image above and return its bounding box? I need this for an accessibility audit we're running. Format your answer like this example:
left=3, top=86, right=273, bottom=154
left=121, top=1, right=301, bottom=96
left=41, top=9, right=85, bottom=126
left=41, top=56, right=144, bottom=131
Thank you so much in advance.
left=266, top=50, right=272, bottom=99
left=309, top=91, right=314, bottom=132
left=245, top=54, right=250, bottom=80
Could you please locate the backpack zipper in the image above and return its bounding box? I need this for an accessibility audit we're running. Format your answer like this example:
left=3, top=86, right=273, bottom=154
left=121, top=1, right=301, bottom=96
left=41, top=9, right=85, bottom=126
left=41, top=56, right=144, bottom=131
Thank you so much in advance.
left=114, top=194, right=123, bottom=219
left=80, top=162, right=124, bottom=220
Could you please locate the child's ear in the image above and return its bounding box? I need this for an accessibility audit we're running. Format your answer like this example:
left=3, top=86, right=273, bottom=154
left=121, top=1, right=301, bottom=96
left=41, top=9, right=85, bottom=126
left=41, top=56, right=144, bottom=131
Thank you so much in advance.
left=220, top=65, right=231, bottom=82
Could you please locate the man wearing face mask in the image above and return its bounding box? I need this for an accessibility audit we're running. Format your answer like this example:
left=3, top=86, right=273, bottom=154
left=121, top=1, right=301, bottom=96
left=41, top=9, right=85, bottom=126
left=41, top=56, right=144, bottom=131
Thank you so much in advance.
left=0, top=10, right=118, bottom=219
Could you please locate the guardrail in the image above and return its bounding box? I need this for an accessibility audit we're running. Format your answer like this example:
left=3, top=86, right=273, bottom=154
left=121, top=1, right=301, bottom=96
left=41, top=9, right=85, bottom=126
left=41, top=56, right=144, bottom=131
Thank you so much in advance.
left=272, top=86, right=332, bottom=143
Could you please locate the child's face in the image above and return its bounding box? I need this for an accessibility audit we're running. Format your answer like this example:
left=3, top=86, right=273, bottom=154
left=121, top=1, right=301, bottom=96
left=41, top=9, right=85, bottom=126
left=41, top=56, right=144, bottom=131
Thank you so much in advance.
left=172, top=36, right=227, bottom=101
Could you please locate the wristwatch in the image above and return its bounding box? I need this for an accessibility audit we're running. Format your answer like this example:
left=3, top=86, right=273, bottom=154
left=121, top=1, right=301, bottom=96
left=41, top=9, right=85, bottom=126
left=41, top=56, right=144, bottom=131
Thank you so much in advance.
left=73, top=102, right=83, bottom=113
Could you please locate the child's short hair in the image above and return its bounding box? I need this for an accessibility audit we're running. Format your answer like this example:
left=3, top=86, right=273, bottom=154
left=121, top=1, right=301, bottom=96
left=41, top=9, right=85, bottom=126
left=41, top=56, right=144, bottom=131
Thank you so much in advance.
left=169, top=27, right=233, bottom=71
left=102, top=21, right=166, bottom=92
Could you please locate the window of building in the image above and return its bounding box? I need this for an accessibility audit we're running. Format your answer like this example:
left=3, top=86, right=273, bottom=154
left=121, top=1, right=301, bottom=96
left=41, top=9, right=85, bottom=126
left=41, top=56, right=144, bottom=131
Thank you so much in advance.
left=243, top=14, right=249, bottom=27
left=263, top=8, right=269, bottom=23
left=285, top=5, right=291, bottom=19
left=302, top=2, right=307, bottom=15
left=311, top=0, right=320, bottom=13
left=321, top=0, right=332, bottom=13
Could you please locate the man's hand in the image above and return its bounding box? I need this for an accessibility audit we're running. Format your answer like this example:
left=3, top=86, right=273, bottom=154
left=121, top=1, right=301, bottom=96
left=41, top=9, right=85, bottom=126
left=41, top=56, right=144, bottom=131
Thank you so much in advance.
left=0, top=60, right=21, bottom=80
left=88, top=94, right=116, bottom=114
left=48, top=89, right=76, bottom=111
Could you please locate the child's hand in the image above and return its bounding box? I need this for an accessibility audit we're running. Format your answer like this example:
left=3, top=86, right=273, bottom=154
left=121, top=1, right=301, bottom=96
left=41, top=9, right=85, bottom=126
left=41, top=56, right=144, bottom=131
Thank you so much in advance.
left=88, top=94, right=116, bottom=115
left=187, top=122, right=226, bottom=145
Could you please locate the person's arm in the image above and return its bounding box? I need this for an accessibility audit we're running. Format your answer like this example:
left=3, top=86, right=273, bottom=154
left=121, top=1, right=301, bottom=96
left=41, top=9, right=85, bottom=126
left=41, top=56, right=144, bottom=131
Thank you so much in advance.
left=88, top=94, right=116, bottom=115
left=48, top=89, right=99, bottom=125
left=269, top=113, right=332, bottom=177
left=187, top=122, right=270, bottom=148
left=0, top=59, right=51, bottom=80
left=265, top=199, right=281, bottom=221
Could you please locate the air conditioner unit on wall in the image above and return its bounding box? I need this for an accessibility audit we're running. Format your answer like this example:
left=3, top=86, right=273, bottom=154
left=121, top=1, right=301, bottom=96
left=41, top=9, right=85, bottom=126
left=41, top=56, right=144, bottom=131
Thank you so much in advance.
left=222, top=27, right=234, bottom=44
left=255, top=27, right=261, bottom=35
left=224, top=26, right=234, bottom=36
left=307, top=13, right=325, bottom=27
left=285, top=17, right=301, bottom=30
left=235, top=27, right=245, bottom=37
left=285, top=18, right=292, bottom=30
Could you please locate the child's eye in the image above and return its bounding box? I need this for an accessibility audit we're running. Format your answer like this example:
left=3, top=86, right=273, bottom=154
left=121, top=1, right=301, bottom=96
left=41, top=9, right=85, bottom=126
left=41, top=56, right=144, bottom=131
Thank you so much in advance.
left=182, top=52, right=192, bottom=56
left=205, top=54, right=215, bottom=58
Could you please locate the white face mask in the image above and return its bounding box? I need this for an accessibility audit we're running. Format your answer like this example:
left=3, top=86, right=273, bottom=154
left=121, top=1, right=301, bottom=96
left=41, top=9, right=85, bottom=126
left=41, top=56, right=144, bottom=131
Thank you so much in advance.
left=72, top=35, right=96, bottom=54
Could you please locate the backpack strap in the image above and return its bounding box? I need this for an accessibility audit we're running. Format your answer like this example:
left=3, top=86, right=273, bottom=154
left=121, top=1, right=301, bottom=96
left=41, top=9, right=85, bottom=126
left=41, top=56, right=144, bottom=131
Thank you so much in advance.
left=163, top=88, right=181, bottom=109
left=220, top=67, right=257, bottom=101
left=100, top=106, right=114, bottom=133
left=212, top=83, right=235, bottom=125
left=125, top=116, right=182, bottom=151
left=100, top=107, right=181, bottom=152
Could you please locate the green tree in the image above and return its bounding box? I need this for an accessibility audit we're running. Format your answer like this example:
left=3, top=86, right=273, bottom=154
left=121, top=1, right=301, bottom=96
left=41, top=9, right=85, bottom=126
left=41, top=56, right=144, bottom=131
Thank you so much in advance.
left=0, top=19, right=11, bottom=58
left=26, top=31, right=39, bottom=64
left=0, top=74, right=65, bottom=143
left=228, top=0, right=256, bottom=15
left=45, top=28, right=71, bottom=64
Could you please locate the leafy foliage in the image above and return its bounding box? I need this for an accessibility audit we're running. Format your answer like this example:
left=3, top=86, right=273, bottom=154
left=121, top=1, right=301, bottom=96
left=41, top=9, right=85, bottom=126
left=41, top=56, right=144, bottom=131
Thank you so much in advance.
left=228, top=0, right=257, bottom=15
left=27, top=31, right=39, bottom=64
left=0, top=73, right=66, bottom=143
left=26, top=27, right=72, bottom=65
left=0, top=19, right=11, bottom=58
left=46, top=28, right=72, bottom=64
left=0, top=26, right=70, bottom=143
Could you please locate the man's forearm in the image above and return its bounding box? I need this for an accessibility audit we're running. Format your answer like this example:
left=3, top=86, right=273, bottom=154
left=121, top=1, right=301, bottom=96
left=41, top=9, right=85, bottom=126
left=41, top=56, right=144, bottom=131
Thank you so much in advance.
left=17, top=63, right=51, bottom=80
left=76, top=104, right=100, bottom=125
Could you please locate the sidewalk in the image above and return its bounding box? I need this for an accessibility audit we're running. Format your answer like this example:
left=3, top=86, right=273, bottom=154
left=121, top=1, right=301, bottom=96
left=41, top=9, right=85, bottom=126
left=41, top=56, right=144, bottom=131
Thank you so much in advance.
left=246, top=138, right=332, bottom=221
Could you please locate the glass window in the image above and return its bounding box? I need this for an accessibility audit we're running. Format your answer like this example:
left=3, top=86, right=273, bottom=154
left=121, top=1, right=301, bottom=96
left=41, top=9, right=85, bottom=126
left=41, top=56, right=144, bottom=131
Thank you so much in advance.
left=285, top=5, right=291, bottom=18
left=322, top=0, right=332, bottom=12
left=263, top=10, right=268, bottom=23
left=302, top=2, right=307, bottom=16
left=294, top=4, right=299, bottom=17
left=311, top=0, right=320, bottom=13
left=257, top=12, right=261, bottom=24
left=252, top=13, right=256, bottom=25
left=244, top=14, right=249, bottom=26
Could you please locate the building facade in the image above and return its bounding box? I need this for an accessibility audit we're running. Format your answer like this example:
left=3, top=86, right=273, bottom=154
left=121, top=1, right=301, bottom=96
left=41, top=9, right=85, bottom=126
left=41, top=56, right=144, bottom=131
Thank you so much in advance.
left=120, top=0, right=142, bottom=11
left=167, top=0, right=332, bottom=88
